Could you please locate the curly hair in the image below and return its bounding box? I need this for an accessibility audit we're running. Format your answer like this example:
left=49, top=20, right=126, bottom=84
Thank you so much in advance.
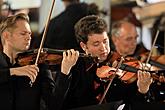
left=74, top=15, right=107, bottom=44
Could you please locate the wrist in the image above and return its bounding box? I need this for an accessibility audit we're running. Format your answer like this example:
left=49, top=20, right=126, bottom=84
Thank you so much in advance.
left=61, top=66, right=70, bottom=75
left=10, top=68, right=15, bottom=76
left=138, top=86, right=149, bottom=94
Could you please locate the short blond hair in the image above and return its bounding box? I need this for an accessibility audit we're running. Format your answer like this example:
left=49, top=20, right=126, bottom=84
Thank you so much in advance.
left=0, top=13, right=29, bottom=35
left=0, top=13, right=29, bottom=45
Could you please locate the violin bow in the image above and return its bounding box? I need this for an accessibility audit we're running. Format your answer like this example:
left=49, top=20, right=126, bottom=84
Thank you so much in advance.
left=141, top=29, right=162, bottom=82
left=29, top=0, right=56, bottom=86
left=145, top=30, right=160, bottom=65
left=35, top=0, right=56, bottom=65
left=164, top=32, right=165, bottom=54
left=99, top=57, right=125, bottom=104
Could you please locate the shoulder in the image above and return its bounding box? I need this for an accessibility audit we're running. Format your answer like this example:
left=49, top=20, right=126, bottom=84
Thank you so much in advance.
left=0, top=52, right=8, bottom=67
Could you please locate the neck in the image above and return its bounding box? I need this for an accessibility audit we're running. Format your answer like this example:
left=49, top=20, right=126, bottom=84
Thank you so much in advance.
left=63, top=1, right=78, bottom=8
left=120, top=53, right=127, bottom=57
left=3, top=45, right=18, bottom=64
left=116, top=49, right=127, bottom=57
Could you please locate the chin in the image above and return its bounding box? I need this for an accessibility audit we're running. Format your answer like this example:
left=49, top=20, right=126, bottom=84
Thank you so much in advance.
left=99, top=57, right=107, bottom=62
left=21, top=47, right=29, bottom=52
left=25, top=46, right=30, bottom=50
left=128, top=51, right=134, bottom=55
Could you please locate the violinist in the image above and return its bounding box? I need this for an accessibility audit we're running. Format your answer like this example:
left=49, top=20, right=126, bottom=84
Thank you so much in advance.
left=111, top=20, right=148, bottom=57
left=0, top=13, right=79, bottom=110
left=61, top=15, right=153, bottom=110
left=111, top=20, right=165, bottom=102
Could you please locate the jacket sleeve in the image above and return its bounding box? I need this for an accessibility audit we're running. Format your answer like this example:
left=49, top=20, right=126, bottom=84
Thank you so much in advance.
left=0, top=68, right=10, bottom=83
left=0, top=52, right=11, bottom=83
left=128, top=82, right=155, bottom=103
left=135, top=87, right=155, bottom=102
left=40, top=64, right=72, bottom=110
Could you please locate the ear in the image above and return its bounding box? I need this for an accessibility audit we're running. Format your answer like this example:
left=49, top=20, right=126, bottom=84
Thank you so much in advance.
left=80, top=42, right=87, bottom=52
left=111, top=36, right=117, bottom=45
left=111, top=36, right=115, bottom=42
left=2, top=31, right=10, bottom=41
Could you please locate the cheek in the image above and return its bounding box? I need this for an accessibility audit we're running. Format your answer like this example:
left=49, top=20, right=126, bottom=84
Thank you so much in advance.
left=121, top=41, right=131, bottom=48
left=116, top=42, right=124, bottom=49
left=87, top=47, right=99, bottom=55
left=88, top=47, right=97, bottom=53
left=106, top=45, right=110, bottom=52
left=8, top=37, right=16, bottom=45
left=124, top=43, right=130, bottom=48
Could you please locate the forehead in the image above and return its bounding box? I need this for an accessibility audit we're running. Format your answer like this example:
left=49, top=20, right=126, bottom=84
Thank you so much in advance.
left=120, top=23, right=137, bottom=36
left=13, top=20, right=31, bottom=32
left=87, top=31, right=109, bottom=42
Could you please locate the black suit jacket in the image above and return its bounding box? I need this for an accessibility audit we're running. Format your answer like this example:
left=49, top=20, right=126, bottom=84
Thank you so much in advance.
left=62, top=56, right=155, bottom=110
left=0, top=51, right=71, bottom=110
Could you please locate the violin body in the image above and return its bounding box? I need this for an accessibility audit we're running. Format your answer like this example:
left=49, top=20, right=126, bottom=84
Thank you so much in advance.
left=16, top=48, right=63, bottom=66
left=96, top=51, right=165, bottom=84
left=119, top=60, right=139, bottom=84
left=139, top=52, right=165, bottom=66
left=17, top=53, right=62, bottom=66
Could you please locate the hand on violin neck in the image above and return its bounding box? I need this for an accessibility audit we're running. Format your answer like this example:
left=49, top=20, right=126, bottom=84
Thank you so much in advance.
left=138, top=62, right=152, bottom=71
left=61, top=49, right=79, bottom=75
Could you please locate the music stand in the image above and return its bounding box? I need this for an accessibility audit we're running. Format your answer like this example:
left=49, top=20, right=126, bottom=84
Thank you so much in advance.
left=68, top=100, right=124, bottom=110
left=131, top=102, right=165, bottom=110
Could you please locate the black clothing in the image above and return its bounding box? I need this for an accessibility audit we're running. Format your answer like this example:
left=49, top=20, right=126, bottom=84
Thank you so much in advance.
left=150, top=82, right=165, bottom=102
left=40, top=3, right=94, bottom=52
left=61, top=55, right=154, bottom=110
left=155, top=31, right=164, bottom=54
left=0, top=51, right=71, bottom=110
left=62, top=58, right=99, bottom=110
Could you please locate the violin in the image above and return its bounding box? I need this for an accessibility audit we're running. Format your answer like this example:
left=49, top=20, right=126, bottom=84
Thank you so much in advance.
left=139, top=52, right=165, bottom=69
left=16, top=48, right=93, bottom=66
left=96, top=51, right=165, bottom=84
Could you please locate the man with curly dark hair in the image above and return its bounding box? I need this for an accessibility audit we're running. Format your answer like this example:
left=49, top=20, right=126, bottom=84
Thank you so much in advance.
left=61, top=15, right=153, bottom=110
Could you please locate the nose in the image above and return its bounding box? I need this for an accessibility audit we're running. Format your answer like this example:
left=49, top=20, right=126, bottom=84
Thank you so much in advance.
left=25, top=34, right=31, bottom=41
left=100, top=42, right=106, bottom=51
